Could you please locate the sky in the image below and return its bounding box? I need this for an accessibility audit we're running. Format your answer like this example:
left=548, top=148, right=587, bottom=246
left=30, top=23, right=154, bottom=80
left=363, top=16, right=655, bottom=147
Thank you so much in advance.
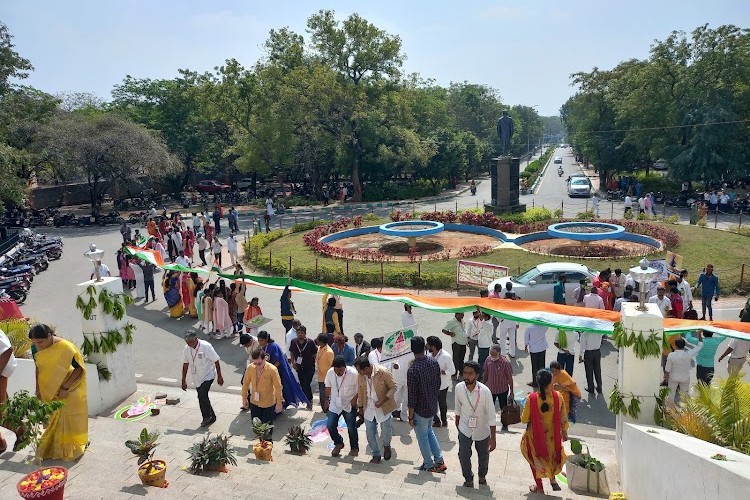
left=2, top=0, right=749, bottom=116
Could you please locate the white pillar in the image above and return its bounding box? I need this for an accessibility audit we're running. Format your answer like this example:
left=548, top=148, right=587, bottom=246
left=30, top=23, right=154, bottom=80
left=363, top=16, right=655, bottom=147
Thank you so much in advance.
left=616, top=302, right=664, bottom=488
left=75, top=277, right=137, bottom=416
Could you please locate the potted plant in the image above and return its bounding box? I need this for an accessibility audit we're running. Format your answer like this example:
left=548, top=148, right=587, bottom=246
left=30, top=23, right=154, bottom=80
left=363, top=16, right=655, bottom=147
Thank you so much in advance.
left=566, top=438, right=610, bottom=495
left=251, top=417, right=274, bottom=461
left=0, top=390, right=64, bottom=453
left=17, top=467, right=68, bottom=500
left=125, top=428, right=167, bottom=488
left=284, top=425, right=312, bottom=454
left=186, top=433, right=237, bottom=473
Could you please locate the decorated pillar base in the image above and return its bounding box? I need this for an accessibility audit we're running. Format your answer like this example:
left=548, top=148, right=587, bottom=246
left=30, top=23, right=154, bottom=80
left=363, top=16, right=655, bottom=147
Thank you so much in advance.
left=76, top=277, right=137, bottom=416
left=616, top=302, right=664, bottom=488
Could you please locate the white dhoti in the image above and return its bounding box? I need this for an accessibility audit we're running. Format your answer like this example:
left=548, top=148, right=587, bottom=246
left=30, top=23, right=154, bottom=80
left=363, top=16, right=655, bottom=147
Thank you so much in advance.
left=129, top=263, right=145, bottom=299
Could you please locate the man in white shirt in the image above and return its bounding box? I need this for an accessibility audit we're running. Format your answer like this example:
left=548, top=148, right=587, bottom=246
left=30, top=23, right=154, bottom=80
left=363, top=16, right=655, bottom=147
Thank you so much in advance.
left=665, top=333, right=703, bottom=406
left=227, top=234, right=239, bottom=267
left=192, top=213, right=201, bottom=234
left=368, top=337, right=384, bottom=366
left=554, top=329, right=578, bottom=375
left=324, top=355, right=360, bottom=457
left=285, top=320, right=300, bottom=358
left=583, top=287, right=605, bottom=309
left=579, top=332, right=604, bottom=394
left=466, top=310, right=482, bottom=362
left=196, top=233, right=209, bottom=266
left=427, top=336, right=456, bottom=427
left=611, top=268, right=627, bottom=299
left=623, top=195, right=633, bottom=215
left=174, top=250, right=191, bottom=268
left=524, top=325, right=549, bottom=387
left=355, top=356, right=397, bottom=463
left=454, top=360, right=496, bottom=488
left=648, top=286, right=672, bottom=317
left=573, top=279, right=587, bottom=306
left=181, top=331, right=223, bottom=427
left=498, top=316, right=519, bottom=358
left=718, top=338, right=750, bottom=374
left=476, top=313, right=494, bottom=378
left=442, top=312, right=467, bottom=379
left=675, top=270, right=693, bottom=309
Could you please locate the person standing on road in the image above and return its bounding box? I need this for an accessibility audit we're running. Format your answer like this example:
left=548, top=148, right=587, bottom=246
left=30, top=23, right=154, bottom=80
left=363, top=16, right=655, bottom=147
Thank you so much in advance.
left=578, top=331, right=603, bottom=395
left=624, top=194, right=633, bottom=215
left=137, top=259, right=156, bottom=302
left=242, top=348, right=283, bottom=440
left=290, top=325, right=317, bottom=410
left=455, top=360, right=497, bottom=488
left=685, top=330, right=722, bottom=384
left=211, top=236, right=223, bottom=268
left=427, top=336, right=455, bottom=427
left=181, top=331, right=223, bottom=427
left=553, top=274, right=567, bottom=305
left=611, top=269, right=627, bottom=299
left=355, top=355, right=396, bottom=463
left=591, top=193, right=600, bottom=217
left=718, top=337, right=750, bottom=374
left=675, top=270, right=693, bottom=310
left=442, top=312, right=467, bottom=379
left=482, top=345, right=514, bottom=428
left=554, top=329, right=577, bottom=376
left=280, top=282, right=296, bottom=332
left=476, top=312, right=494, bottom=378
left=694, top=264, right=720, bottom=321
left=524, top=325, right=549, bottom=387
left=665, top=333, right=703, bottom=407
left=196, top=233, right=208, bottom=266
left=325, top=355, right=360, bottom=457
left=407, top=336, right=447, bottom=473
left=550, top=361, right=581, bottom=423
left=213, top=207, right=221, bottom=236
left=227, top=233, right=239, bottom=268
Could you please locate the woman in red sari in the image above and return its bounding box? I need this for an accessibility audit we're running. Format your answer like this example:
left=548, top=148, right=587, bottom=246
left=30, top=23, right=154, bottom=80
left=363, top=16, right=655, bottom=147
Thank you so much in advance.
left=521, top=369, right=568, bottom=494
left=183, top=228, right=195, bottom=261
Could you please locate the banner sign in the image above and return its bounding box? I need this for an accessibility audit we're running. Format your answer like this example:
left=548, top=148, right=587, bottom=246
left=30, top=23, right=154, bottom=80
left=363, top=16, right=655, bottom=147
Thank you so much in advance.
left=457, top=260, right=509, bottom=287
left=665, top=251, right=683, bottom=277
left=383, top=328, right=415, bottom=359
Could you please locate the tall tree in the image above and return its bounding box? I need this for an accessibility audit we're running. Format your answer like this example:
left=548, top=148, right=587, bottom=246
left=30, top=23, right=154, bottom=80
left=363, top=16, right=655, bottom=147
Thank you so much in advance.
left=0, top=22, right=33, bottom=96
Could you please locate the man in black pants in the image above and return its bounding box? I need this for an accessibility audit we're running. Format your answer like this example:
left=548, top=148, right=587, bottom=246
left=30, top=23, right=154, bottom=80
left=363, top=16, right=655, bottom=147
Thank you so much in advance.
left=579, top=331, right=603, bottom=394
left=441, top=312, right=467, bottom=380
left=290, top=325, right=317, bottom=411
left=426, top=336, right=455, bottom=427
left=181, top=331, right=223, bottom=427
left=138, top=260, right=156, bottom=302
left=524, top=325, right=549, bottom=387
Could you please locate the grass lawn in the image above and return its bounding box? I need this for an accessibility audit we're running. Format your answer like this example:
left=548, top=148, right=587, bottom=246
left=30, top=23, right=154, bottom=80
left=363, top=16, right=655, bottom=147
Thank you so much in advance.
left=256, top=219, right=749, bottom=293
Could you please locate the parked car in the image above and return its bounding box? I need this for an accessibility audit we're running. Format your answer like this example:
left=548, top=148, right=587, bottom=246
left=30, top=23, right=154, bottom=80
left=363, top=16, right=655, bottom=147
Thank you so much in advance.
left=236, top=178, right=256, bottom=190
left=653, top=159, right=668, bottom=170
left=487, top=263, right=598, bottom=304
left=568, top=177, right=592, bottom=197
left=195, top=180, right=231, bottom=194
left=554, top=156, right=563, bottom=164
left=258, top=183, right=293, bottom=198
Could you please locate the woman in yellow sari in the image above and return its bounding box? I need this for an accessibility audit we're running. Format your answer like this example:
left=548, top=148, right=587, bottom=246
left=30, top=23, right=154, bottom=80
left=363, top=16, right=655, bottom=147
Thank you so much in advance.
left=29, top=324, right=88, bottom=461
left=163, top=271, right=183, bottom=318
left=521, top=369, right=568, bottom=495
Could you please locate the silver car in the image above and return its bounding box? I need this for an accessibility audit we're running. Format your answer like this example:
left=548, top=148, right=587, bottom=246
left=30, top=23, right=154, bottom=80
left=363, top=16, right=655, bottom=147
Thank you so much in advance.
left=487, top=262, right=598, bottom=304
left=568, top=177, right=592, bottom=197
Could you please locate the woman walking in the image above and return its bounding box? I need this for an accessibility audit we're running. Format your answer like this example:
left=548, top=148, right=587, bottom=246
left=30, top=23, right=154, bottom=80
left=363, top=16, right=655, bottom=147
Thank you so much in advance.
left=243, top=297, right=262, bottom=335
left=257, top=331, right=309, bottom=408
left=521, top=369, right=568, bottom=495
left=213, top=289, right=233, bottom=339
left=29, top=324, right=88, bottom=461
left=163, top=271, right=183, bottom=318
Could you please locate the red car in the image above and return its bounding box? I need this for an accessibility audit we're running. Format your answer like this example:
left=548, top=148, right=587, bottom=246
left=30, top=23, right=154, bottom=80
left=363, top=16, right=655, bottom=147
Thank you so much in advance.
left=195, top=180, right=231, bottom=193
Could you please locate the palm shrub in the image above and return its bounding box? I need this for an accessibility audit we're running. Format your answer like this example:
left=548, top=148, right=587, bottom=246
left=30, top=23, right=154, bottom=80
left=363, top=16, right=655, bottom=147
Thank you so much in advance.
left=0, top=318, right=32, bottom=358
left=186, top=433, right=237, bottom=473
left=668, top=373, right=750, bottom=455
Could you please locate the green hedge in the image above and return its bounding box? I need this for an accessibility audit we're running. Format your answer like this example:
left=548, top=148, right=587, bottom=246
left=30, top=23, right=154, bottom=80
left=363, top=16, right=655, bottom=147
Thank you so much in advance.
left=491, top=207, right=554, bottom=224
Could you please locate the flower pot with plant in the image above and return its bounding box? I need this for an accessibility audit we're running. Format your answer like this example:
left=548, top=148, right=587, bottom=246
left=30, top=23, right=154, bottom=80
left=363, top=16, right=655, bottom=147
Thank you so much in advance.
left=125, top=428, right=167, bottom=487
left=284, top=425, right=312, bottom=454
left=17, top=466, right=68, bottom=500
left=251, top=417, right=274, bottom=461
left=186, top=433, right=237, bottom=473
left=566, top=438, right=609, bottom=495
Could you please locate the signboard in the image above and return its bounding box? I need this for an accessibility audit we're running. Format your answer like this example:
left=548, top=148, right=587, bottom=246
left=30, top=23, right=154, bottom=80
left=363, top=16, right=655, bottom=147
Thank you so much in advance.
left=457, top=260, right=509, bottom=287
left=648, top=259, right=669, bottom=281
left=665, top=251, right=684, bottom=277
left=382, top=328, right=415, bottom=359
left=244, top=315, right=272, bottom=329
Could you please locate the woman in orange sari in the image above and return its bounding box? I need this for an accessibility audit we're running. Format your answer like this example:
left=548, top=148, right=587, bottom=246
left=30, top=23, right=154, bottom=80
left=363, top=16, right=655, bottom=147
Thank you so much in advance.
left=29, top=324, right=88, bottom=461
left=243, top=297, right=262, bottom=335
left=180, top=272, right=198, bottom=318
left=521, top=369, right=568, bottom=495
left=147, top=218, right=159, bottom=239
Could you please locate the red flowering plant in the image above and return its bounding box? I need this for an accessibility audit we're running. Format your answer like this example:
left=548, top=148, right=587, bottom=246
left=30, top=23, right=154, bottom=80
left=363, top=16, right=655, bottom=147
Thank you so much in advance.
left=17, top=467, right=67, bottom=496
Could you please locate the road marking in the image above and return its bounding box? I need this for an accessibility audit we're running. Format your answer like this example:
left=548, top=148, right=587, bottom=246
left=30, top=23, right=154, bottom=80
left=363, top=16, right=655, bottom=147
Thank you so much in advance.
left=135, top=373, right=143, bottom=378
left=157, top=377, right=178, bottom=383
left=226, top=385, right=242, bottom=391
left=597, top=429, right=616, bottom=436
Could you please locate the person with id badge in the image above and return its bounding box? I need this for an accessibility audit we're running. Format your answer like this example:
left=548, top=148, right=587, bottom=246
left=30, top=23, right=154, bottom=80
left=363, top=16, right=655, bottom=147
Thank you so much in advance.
left=181, top=331, right=223, bottom=427
left=454, top=360, right=496, bottom=488
left=241, top=349, right=283, bottom=440
left=290, top=325, right=317, bottom=410
left=324, top=355, right=359, bottom=457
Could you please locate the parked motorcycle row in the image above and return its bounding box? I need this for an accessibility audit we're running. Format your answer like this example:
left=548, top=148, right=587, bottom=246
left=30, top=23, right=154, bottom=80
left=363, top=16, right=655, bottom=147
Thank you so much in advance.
left=0, top=229, right=64, bottom=304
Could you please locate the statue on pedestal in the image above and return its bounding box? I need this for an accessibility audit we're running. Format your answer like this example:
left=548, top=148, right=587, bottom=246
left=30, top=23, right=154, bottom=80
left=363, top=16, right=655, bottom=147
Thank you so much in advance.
left=496, top=110, right=514, bottom=156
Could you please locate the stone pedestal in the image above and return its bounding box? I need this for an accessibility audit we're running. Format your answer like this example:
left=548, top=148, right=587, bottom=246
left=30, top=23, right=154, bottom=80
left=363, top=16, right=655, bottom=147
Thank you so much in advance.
left=485, top=156, right=526, bottom=214
left=76, top=277, right=137, bottom=416
left=616, top=302, right=664, bottom=487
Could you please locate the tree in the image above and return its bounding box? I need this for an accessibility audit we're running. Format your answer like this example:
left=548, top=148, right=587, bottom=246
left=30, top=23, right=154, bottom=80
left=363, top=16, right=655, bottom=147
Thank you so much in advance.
left=0, top=22, right=33, bottom=96
left=306, top=9, right=405, bottom=201
left=36, top=113, right=180, bottom=214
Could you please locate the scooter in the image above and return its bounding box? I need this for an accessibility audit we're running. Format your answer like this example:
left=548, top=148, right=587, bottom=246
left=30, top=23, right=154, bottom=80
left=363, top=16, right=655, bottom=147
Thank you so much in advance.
left=558, top=167, right=564, bottom=177
left=0, top=282, right=28, bottom=304
left=470, top=184, right=477, bottom=195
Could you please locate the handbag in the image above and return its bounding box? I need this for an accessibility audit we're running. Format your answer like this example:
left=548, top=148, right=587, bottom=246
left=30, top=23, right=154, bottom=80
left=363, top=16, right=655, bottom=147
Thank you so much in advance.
left=683, top=305, right=698, bottom=320
left=501, top=399, right=522, bottom=426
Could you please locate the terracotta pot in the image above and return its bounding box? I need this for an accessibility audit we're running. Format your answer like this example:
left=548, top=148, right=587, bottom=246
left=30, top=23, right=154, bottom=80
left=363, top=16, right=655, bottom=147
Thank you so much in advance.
left=205, top=463, right=228, bottom=472
left=253, top=441, right=273, bottom=461
left=17, top=466, right=67, bottom=500
left=137, top=460, right=167, bottom=487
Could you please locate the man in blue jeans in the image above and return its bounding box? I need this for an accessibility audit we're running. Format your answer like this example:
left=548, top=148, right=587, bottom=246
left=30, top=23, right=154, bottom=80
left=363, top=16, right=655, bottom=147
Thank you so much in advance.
left=407, top=336, right=447, bottom=473
left=324, top=355, right=359, bottom=457
left=694, top=264, right=720, bottom=321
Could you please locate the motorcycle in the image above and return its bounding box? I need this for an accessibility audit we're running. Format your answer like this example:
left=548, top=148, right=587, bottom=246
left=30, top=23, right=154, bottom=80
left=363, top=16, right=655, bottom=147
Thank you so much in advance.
left=470, top=184, right=477, bottom=195
left=558, top=167, right=564, bottom=177
left=0, top=282, right=28, bottom=304
left=0, top=275, right=31, bottom=293
left=7, top=254, right=48, bottom=273
left=605, top=189, right=623, bottom=201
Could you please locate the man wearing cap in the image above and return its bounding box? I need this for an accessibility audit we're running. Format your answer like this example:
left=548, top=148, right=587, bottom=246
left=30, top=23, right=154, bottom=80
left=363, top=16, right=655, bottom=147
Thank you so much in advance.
left=181, top=331, right=223, bottom=427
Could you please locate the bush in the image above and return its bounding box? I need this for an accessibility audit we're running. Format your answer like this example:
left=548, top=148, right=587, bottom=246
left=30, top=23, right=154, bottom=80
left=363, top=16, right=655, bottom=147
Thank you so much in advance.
left=244, top=230, right=286, bottom=264
left=553, top=208, right=564, bottom=218
left=727, top=225, right=750, bottom=237
left=637, top=211, right=649, bottom=220
left=634, top=172, right=681, bottom=194
left=362, top=212, right=380, bottom=221
left=577, top=210, right=595, bottom=219
left=665, top=214, right=680, bottom=224
left=624, top=210, right=634, bottom=220
left=288, top=220, right=329, bottom=233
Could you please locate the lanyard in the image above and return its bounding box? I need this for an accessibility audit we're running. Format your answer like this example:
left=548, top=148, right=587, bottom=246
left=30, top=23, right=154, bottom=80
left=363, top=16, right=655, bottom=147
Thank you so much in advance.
left=335, top=372, right=347, bottom=393
left=255, top=363, right=265, bottom=383
left=464, top=385, right=481, bottom=414
left=191, top=345, right=200, bottom=365
left=296, top=339, right=309, bottom=354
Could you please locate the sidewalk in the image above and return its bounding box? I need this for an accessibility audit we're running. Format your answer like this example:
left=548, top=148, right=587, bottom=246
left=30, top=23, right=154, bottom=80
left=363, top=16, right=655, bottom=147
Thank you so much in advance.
left=0, top=382, right=618, bottom=499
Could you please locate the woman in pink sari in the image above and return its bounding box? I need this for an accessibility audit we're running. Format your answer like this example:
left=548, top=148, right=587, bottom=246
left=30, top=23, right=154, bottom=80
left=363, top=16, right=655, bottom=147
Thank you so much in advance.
left=521, top=369, right=568, bottom=494
left=183, top=229, right=195, bottom=260
left=212, top=288, right=233, bottom=339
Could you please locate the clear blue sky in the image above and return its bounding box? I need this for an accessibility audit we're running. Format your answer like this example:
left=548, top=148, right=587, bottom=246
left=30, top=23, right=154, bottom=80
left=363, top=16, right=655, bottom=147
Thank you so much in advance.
left=2, top=0, right=748, bottom=115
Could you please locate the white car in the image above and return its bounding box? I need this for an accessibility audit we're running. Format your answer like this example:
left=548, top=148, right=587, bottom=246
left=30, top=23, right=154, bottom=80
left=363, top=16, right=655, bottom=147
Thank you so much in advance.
left=487, top=262, right=598, bottom=304
left=236, top=178, right=255, bottom=190
left=568, top=177, right=592, bottom=197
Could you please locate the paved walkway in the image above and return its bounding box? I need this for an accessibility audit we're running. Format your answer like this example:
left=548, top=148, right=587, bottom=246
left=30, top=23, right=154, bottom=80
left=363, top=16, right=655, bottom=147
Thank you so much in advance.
left=0, top=382, right=617, bottom=499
